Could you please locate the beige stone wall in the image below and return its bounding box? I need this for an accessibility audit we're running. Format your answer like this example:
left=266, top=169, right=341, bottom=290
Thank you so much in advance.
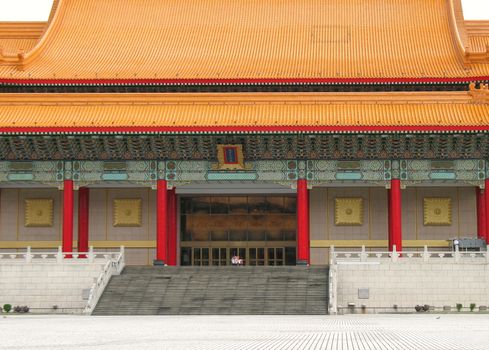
left=336, top=258, right=489, bottom=312
left=0, top=188, right=71, bottom=242
left=0, top=187, right=157, bottom=265
left=309, top=186, right=477, bottom=265
left=88, top=188, right=156, bottom=265
left=403, top=187, right=477, bottom=240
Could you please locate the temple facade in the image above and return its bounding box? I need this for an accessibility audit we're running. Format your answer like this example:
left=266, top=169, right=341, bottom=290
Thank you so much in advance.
left=0, top=0, right=488, bottom=266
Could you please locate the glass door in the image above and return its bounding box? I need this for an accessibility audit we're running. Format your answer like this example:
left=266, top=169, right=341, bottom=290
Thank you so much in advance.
left=193, top=247, right=210, bottom=266
left=249, top=248, right=265, bottom=265
left=211, top=248, right=228, bottom=266
left=267, top=247, right=284, bottom=266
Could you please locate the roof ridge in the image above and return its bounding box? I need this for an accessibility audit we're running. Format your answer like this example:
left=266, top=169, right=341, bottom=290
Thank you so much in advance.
left=0, top=91, right=477, bottom=106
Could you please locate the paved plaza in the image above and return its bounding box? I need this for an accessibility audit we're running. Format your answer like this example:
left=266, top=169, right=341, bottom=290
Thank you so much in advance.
left=0, top=314, right=489, bottom=349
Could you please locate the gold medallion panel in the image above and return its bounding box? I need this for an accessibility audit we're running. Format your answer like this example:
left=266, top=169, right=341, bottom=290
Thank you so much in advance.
left=24, top=199, right=54, bottom=227
left=334, top=198, right=364, bottom=226
left=113, top=198, right=142, bottom=227
left=423, top=197, right=452, bottom=226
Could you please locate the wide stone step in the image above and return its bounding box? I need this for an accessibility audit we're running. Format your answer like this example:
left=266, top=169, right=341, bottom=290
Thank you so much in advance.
left=93, top=266, right=328, bottom=315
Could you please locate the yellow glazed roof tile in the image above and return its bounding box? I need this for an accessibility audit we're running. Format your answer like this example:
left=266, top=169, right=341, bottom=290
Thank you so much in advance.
left=0, top=22, right=46, bottom=56
left=0, top=91, right=487, bottom=131
left=465, top=21, right=489, bottom=54
left=0, top=0, right=488, bottom=82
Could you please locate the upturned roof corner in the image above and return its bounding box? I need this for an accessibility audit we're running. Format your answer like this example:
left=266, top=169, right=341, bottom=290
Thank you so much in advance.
left=448, top=0, right=489, bottom=65
left=469, top=82, right=489, bottom=103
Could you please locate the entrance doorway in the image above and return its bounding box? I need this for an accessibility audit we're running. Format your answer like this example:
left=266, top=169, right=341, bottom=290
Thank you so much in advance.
left=180, top=246, right=296, bottom=266
left=180, top=195, right=297, bottom=266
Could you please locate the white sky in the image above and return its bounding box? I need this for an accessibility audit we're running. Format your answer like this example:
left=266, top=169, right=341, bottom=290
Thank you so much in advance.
left=0, top=0, right=487, bottom=21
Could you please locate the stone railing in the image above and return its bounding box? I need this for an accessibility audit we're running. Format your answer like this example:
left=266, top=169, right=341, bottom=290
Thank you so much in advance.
left=331, top=245, right=489, bottom=264
left=328, top=245, right=489, bottom=315
left=0, top=246, right=122, bottom=264
left=83, top=246, right=125, bottom=315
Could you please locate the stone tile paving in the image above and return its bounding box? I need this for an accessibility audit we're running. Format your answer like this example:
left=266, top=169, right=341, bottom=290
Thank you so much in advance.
left=0, top=314, right=488, bottom=349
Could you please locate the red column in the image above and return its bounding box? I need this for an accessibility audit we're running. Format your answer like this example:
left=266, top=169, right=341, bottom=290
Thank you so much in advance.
left=62, top=179, right=74, bottom=254
left=389, top=179, right=402, bottom=252
left=297, top=179, right=310, bottom=265
left=156, top=179, right=168, bottom=264
left=387, top=188, right=392, bottom=247
left=476, top=187, right=487, bottom=241
left=167, top=188, right=177, bottom=266
left=479, top=179, right=489, bottom=242
left=77, top=187, right=89, bottom=256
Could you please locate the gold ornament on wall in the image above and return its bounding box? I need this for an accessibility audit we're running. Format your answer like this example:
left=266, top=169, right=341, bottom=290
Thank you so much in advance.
left=423, top=197, right=452, bottom=226
left=334, top=198, right=364, bottom=226
left=24, top=199, right=54, bottom=227
left=113, top=199, right=142, bottom=227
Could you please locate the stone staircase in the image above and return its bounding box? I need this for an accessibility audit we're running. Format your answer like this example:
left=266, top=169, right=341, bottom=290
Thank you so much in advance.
left=93, top=266, right=329, bottom=315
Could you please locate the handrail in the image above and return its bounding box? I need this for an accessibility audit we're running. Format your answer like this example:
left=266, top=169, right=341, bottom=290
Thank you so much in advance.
left=331, top=245, right=489, bottom=263
left=328, top=246, right=338, bottom=315
left=83, top=246, right=125, bottom=315
left=0, top=246, right=122, bottom=263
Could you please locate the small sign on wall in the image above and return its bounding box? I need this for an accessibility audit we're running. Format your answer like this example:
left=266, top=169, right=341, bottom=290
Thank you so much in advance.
left=358, top=288, right=369, bottom=299
left=216, top=144, right=245, bottom=170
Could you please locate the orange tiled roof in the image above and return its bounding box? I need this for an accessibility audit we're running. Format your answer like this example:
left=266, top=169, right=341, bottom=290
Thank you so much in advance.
left=466, top=21, right=489, bottom=54
left=0, top=22, right=46, bottom=57
left=0, top=0, right=488, bottom=82
left=0, top=91, right=488, bottom=132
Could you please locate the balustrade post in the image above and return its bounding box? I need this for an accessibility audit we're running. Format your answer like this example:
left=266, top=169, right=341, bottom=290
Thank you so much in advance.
left=56, top=246, right=63, bottom=263
left=423, top=245, right=429, bottom=262
left=25, top=246, right=32, bottom=263
left=120, top=245, right=125, bottom=266
left=454, top=244, right=460, bottom=262
left=88, top=246, right=94, bottom=263
left=360, top=245, right=367, bottom=262
left=391, top=245, right=398, bottom=262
